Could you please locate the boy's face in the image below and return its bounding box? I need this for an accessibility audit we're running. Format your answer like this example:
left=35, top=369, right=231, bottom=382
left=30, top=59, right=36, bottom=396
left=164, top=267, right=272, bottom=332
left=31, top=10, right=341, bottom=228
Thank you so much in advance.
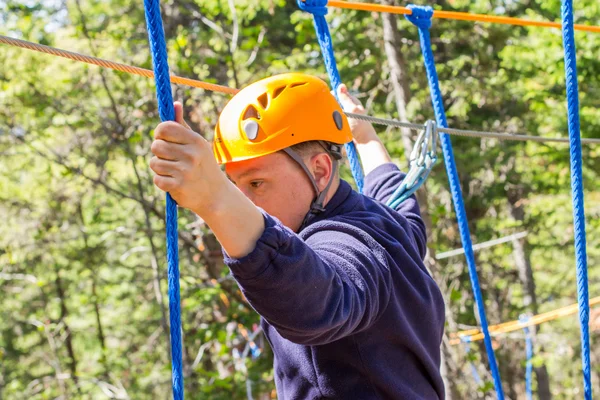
left=225, top=151, right=316, bottom=232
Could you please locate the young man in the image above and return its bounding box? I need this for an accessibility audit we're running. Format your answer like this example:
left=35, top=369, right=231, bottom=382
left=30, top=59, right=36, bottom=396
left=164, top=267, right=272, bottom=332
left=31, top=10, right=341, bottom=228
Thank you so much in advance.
left=150, top=73, right=445, bottom=399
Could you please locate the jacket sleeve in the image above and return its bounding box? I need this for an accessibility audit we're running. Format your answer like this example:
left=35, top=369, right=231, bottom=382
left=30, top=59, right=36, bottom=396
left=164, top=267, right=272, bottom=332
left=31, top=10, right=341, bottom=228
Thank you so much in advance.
left=224, top=212, right=392, bottom=346
left=363, top=163, right=428, bottom=259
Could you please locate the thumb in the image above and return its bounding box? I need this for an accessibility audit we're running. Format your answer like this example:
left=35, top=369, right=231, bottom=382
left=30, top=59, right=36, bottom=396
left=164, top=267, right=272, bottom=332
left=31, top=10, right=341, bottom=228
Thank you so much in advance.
left=336, top=84, right=361, bottom=112
left=331, top=84, right=348, bottom=99
left=174, top=101, right=191, bottom=130
left=334, top=84, right=350, bottom=108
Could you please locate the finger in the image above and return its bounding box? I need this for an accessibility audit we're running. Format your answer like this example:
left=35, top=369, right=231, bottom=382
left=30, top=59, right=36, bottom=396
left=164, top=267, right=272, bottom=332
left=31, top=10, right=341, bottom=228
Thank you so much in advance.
left=336, top=85, right=356, bottom=105
left=151, top=139, right=188, bottom=161
left=337, top=84, right=351, bottom=99
left=343, top=87, right=362, bottom=106
left=153, top=174, right=179, bottom=193
left=149, top=156, right=181, bottom=177
left=337, top=96, right=359, bottom=114
left=335, top=84, right=347, bottom=101
left=156, top=120, right=202, bottom=145
left=174, top=101, right=191, bottom=130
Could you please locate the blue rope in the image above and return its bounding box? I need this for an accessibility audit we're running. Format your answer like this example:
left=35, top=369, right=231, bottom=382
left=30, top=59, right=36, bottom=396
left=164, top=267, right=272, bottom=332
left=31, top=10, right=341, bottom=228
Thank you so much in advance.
left=560, top=1, right=592, bottom=399
left=405, top=5, right=504, bottom=399
left=462, top=338, right=484, bottom=387
left=297, top=0, right=364, bottom=192
left=143, top=1, right=184, bottom=399
left=519, top=316, right=533, bottom=400
left=524, top=331, right=533, bottom=400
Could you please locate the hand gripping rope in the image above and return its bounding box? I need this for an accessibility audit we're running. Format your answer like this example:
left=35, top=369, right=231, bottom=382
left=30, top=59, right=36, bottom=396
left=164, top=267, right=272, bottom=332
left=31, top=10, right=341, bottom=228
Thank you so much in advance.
left=143, top=0, right=184, bottom=399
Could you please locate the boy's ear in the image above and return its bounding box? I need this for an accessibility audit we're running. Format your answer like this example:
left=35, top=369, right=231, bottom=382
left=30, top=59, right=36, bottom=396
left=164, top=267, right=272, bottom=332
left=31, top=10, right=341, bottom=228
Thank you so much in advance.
left=311, top=152, right=334, bottom=190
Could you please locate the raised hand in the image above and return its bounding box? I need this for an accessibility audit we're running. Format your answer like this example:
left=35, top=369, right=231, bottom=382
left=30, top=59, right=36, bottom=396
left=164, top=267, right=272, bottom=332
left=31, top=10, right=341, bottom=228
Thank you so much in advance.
left=150, top=102, right=229, bottom=214
left=336, top=84, right=377, bottom=145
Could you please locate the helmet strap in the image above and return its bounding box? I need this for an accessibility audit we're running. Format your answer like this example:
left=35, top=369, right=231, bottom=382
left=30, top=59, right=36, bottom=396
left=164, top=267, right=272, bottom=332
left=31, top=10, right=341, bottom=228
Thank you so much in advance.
left=282, top=146, right=339, bottom=231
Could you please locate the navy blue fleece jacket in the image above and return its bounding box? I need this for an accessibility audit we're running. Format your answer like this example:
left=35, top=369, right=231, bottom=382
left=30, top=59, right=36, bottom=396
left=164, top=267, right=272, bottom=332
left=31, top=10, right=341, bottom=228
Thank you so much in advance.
left=224, top=163, right=445, bottom=399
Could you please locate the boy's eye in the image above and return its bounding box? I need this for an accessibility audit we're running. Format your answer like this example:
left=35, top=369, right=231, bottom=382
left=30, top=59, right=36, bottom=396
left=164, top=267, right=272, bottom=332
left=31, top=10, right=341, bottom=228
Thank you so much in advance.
left=250, top=181, right=263, bottom=189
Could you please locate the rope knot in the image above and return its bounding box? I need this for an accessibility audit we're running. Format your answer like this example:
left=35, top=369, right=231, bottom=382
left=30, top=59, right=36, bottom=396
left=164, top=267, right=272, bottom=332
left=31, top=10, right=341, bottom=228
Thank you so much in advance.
left=405, top=4, right=433, bottom=30
left=297, top=0, right=328, bottom=17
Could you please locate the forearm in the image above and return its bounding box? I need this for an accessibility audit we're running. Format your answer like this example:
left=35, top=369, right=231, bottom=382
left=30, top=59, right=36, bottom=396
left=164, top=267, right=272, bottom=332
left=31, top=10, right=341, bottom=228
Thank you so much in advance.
left=355, top=135, right=393, bottom=176
left=335, top=85, right=392, bottom=175
left=195, top=183, right=265, bottom=259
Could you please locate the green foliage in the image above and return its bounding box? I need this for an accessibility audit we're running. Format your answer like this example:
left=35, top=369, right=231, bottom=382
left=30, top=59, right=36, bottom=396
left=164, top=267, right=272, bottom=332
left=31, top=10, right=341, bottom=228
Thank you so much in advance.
left=0, top=0, right=599, bottom=399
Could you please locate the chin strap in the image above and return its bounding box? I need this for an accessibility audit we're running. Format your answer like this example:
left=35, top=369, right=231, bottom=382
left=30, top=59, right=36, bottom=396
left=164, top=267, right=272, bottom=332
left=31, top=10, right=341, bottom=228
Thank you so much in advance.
left=282, top=141, right=341, bottom=230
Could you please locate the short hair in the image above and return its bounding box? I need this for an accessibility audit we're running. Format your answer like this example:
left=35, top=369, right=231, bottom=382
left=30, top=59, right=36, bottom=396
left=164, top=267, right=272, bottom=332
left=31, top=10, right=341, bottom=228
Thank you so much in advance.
left=289, top=141, right=328, bottom=159
left=287, top=141, right=340, bottom=178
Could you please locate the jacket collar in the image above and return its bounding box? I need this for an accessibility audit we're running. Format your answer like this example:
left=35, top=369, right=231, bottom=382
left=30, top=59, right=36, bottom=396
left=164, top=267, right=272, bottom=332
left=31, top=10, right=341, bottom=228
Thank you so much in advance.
left=301, top=179, right=355, bottom=230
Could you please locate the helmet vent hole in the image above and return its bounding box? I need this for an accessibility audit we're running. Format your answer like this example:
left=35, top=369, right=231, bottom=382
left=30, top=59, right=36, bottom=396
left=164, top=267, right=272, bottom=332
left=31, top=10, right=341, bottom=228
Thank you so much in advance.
left=243, top=105, right=260, bottom=120
left=272, top=86, right=286, bottom=99
left=257, top=93, right=269, bottom=109
left=289, top=82, right=307, bottom=89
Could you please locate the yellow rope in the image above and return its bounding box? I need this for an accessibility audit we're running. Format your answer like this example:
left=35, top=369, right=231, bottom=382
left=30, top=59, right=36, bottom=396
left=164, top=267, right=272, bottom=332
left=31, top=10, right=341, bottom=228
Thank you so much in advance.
left=0, top=35, right=239, bottom=95
left=327, top=0, right=600, bottom=34
left=450, top=296, right=600, bottom=345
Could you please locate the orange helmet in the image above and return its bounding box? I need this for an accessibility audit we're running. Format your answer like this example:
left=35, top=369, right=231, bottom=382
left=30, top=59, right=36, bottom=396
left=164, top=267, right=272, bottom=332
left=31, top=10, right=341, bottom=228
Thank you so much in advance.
left=213, top=73, right=352, bottom=164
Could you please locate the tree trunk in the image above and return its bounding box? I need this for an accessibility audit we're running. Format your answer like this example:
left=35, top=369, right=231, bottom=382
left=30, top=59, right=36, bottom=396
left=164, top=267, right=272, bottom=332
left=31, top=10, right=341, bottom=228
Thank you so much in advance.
left=91, top=279, right=109, bottom=374
left=381, top=0, right=414, bottom=154
left=509, top=220, right=537, bottom=312
left=54, top=266, right=79, bottom=394
left=507, top=193, right=552, bottom=400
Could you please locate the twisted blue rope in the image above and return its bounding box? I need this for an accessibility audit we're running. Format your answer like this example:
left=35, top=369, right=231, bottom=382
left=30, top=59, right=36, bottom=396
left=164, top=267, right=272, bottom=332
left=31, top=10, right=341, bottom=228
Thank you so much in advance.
left=143, top=1, right=184, bottom=399
left=297, top=0, right=364, bottom=192
left=405, top=5, right=504, bottom=399
left=560, top=1, right=591, bottom=399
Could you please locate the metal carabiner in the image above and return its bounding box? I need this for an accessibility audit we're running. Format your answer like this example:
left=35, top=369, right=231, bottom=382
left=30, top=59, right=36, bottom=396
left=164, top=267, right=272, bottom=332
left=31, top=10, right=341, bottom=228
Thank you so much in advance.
left=428, top=120, right=438, bottom=158
left=385, top=119, right=439, bottom=209
left=409, top=119, right=436, bottom=166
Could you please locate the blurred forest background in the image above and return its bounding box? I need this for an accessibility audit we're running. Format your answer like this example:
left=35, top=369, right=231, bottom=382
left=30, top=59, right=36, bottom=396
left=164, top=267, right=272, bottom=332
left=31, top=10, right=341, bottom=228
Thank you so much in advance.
left=1, top=0, right=599, bottom=398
